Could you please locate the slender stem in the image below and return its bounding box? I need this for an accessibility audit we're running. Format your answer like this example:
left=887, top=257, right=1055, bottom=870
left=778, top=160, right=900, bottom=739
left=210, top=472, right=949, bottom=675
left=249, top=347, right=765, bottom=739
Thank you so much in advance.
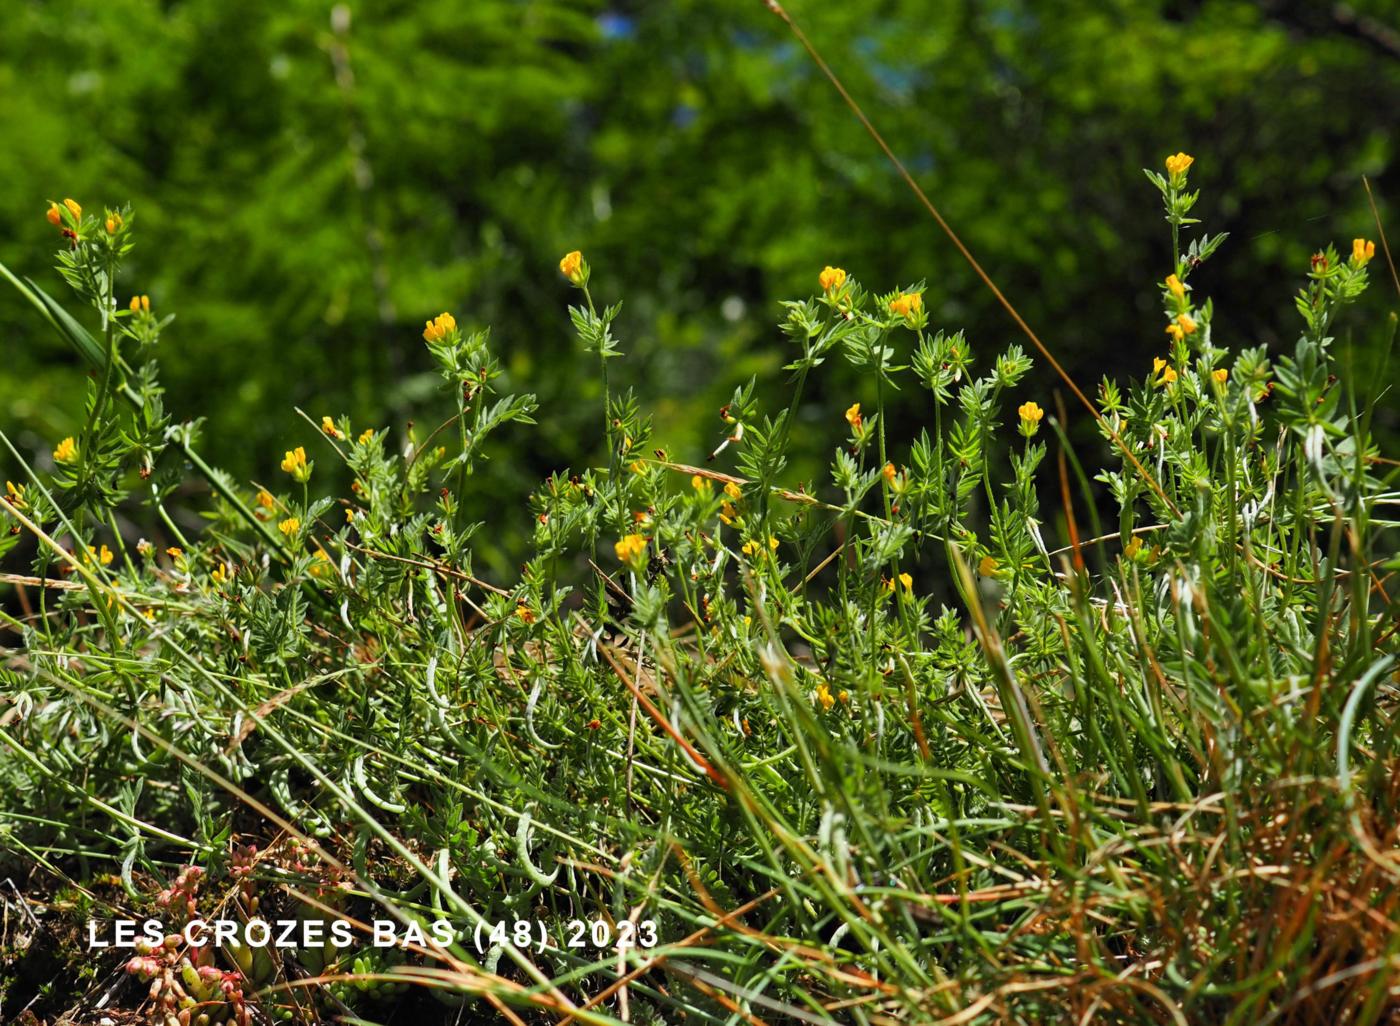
left=583, top=285, right=622, bottom=544
left=78, top=265, right=119, bottom=507
left=456, top=389, right=470, bottom=521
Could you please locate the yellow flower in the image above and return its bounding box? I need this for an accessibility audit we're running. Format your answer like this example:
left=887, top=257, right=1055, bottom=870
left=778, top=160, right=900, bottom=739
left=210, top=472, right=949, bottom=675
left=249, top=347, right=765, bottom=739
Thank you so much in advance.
left=838, top=689, right=850, bottom=704
left=515, top=603, right=536, bottom=624
left=614, top=533, right=648, bottom=565
left=719, top=502, right=736, bottom=525
left=815, top=683, right=835, bottom=712
left=345, top=507, right=356, bottom=523
left=1124, top=536, right=1143, bottom=560
left=53, top=437, right=77, bottom=463
left=844, top=402, right=862, bottom=431
left=63, top=198, right=82, bottom=220
left=898, top=572, right=913, bottom=592
left=1164, top=152, right=1194, bottom=176
left=87, top=544, right=114, bottom=566
left=1213, top=368, right=1228, bottom=384
left=166, top=546, right=184, bottom=559
left=358, top=428, right=375, bottom=445
left=1017, top=400, right=1044, bottom=438
left=1160, top=365, right=1178, bottom=385
left=1176, top=313, right=1196, bottom=335
left=1352, top=238, right=1375, bottom=266
left=1165, top=323, right=1185, bottom=343
left=819, top=266, right=847, bottom=293
left=422, top=312, right=456, bottom=343
left=211, top=562, right=229, bottom=585
left=128, top=295, right=150, bottom=314
left=724, top=481, right=742, bottom=501
left=5, top=480, right=25, bottom=509
left=629, top=459, right=647, bottom=475
left=882, top=462, right=897, bottom=484
left=46, top=202, right=63, bottom=226
left=105, top=213, right=123, bottom=234
left=691, top=474, right=712, bottom=494
left=888, top=291, right=923, bottom=320
left=559, top=249, right=586, bottom=285
left=256, top=489, right=275, bottom=510
left=280, top=446, right=309, bottom=479
left=739, top=535, right=779, bottom=557
left=1165, top=274, right=1185, bottom=300
left=978, top=555, right=999, bottom=578
left=278, top=517, right=301, bottom=537
left=321, top=415, right=340, bottom=438
left=309, top=550, right=333, bottom=578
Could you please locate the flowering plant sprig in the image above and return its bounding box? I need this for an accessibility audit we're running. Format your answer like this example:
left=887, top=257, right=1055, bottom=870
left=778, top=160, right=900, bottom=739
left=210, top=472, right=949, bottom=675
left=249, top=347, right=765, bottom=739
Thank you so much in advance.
left=421, top=307, right=538, bottom=519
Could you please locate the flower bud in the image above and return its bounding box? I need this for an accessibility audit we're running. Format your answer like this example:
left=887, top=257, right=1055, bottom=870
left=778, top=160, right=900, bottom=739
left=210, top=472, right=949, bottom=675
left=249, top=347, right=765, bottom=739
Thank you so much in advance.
left=559, top=249, right=587, bottom=286
left=1017, top=400, right=1044, bottom=438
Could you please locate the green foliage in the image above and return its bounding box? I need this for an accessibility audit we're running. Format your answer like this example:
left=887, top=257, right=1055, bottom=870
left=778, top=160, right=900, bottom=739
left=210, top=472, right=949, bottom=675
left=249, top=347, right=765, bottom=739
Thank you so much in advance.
left=3, top=152, right=1399, bottom=1025
left=2, top=0, right=1398, bottom=579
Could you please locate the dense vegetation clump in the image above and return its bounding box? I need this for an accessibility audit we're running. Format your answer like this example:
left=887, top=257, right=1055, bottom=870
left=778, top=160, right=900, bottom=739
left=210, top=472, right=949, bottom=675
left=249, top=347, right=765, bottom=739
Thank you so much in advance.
left=1, top=158, right=1398, bottom=1025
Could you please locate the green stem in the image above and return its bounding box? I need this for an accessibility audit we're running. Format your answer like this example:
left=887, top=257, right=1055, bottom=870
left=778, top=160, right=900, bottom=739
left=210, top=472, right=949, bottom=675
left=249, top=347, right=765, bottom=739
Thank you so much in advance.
left=875, top=353, right=890, bottom=520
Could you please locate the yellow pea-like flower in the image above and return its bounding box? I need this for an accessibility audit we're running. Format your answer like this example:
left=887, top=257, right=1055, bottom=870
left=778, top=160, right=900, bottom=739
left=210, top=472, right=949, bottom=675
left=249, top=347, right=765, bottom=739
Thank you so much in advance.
left=614, top=533, right=648, bottom=565
left=888, top=291, right=923, bottom=320
left=422, top=312, right=456, bottom=343
left=819, top=266, right=847, bottom=293
left=1164, top=152, right=1194, bottom=176
left=281, top=446, right=309, bottom=478
left=559, top=250, right=586, bottom=285
left=1017, top=401, right=1044, bottom=438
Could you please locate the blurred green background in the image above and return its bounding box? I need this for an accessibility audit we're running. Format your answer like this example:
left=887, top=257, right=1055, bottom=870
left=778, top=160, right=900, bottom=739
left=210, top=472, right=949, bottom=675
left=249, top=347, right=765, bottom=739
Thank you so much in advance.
left=2, top=0, right=1397, bottom=570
